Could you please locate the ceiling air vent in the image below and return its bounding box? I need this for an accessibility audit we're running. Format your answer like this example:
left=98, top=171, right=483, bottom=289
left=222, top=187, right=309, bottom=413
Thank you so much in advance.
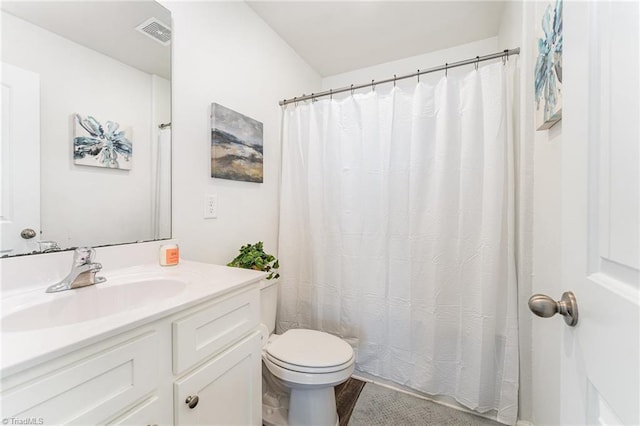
left=136, top=18, right=171, bottom=46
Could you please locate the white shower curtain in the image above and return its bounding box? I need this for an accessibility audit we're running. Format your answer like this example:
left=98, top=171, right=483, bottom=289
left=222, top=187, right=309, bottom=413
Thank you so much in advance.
left=278, top=61, right=518, bottom=424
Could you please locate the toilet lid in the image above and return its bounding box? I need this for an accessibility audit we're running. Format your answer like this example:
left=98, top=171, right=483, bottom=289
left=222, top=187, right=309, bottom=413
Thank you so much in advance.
left=266, top=329, right=354, bottom=370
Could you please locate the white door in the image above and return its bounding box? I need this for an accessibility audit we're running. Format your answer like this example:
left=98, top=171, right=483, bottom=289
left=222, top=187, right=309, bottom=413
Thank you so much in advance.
left=558, top=2, right=639, bottom=424
left=0, top=62, right=40, bottom=256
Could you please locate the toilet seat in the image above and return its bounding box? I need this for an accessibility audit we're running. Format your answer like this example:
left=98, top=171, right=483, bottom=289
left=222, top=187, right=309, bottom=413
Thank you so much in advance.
left=264, top=329, right=354, bottom=374
left=264, top=354, right=355, bottom=388
left=265, top=352, right=354, bottom=374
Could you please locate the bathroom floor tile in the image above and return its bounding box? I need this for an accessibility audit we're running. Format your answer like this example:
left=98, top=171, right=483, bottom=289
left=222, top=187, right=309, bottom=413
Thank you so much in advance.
left=348, top=382, right=502, bottom=426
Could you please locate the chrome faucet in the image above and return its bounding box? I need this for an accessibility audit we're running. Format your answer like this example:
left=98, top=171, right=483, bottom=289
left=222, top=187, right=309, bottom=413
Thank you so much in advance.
left=46, top=247, right=106, bottom=293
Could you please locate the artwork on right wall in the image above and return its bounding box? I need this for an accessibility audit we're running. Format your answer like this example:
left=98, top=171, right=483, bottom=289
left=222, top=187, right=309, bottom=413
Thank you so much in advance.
left=534, top=0, right=563, bottom=130
left=210, top=103, right=264, bottom=183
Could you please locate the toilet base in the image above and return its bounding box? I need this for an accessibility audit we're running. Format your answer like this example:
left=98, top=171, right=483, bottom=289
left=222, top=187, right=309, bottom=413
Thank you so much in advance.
left=262, top=403, right=338, bottom=426
left=262, top=404, right=288, bottom=426
left=289, top=386, right=339, bottom=426
left=263, top=360, right=344, bottom=426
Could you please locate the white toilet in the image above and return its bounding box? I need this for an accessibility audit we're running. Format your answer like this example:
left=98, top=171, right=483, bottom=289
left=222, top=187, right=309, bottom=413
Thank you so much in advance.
left=260, top=279, right=355, bottom=426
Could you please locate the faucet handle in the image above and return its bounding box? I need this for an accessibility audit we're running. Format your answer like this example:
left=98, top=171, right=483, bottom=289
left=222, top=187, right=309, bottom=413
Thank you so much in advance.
left=38, top=240, right=61, bottom=253
left=73, top=247, right=96, bottom=266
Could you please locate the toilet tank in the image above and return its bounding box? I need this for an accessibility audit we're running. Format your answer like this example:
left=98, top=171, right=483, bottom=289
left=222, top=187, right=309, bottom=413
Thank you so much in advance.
left=260, top=278, right=280, bottom=334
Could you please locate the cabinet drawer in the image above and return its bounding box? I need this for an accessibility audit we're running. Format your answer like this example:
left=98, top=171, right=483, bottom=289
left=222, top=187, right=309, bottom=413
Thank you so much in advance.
left=0, top=332, right=159, bottom=425
left=174, top=331, right=262, bottom=426
left=107, top=396, right=160, bottom=425
left=172, top=288, right=259, bottom=374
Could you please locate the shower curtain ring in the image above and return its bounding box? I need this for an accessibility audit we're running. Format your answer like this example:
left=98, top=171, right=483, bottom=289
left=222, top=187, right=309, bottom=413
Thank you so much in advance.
left=445, top=63, right=448, bottom=77
left=371, top=80, right=375, bottom=91
left=417, top=70, right=420, bottom=83
left=351, top=84, right=354, bottom=96
left=294, top=96, right=298, bottom=106
left=475, top=56, right=479, bottom=71
left=330, top=89, right=333, bottom=100
left=393, top=74, right=397, bottom=88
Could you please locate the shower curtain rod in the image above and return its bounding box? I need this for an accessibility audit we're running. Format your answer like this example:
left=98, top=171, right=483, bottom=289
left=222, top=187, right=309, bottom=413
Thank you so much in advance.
left=279, top=47, right=520, bottom=106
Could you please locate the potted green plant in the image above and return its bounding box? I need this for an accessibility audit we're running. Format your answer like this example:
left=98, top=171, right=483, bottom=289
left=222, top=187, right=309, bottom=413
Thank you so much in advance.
left=227, top=241, right=280, bottom=280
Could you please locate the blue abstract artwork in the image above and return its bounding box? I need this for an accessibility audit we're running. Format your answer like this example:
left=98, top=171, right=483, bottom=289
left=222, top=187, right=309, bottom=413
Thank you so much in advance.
left=534, top=0, right=563, bottom=130
left=73, top=114, right=132, bottom=169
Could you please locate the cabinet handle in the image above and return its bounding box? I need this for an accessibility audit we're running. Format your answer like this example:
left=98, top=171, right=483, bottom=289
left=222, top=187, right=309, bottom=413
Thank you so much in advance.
left=185, top=395, right=199, bottom=409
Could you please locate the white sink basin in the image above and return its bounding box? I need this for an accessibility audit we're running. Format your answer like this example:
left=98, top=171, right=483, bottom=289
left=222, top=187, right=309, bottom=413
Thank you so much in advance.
left=2, top=277, right=187, bottom=331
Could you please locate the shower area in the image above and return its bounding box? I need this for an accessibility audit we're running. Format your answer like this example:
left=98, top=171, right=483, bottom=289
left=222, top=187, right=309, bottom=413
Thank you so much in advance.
left=276, top=49, right=526, bottom=425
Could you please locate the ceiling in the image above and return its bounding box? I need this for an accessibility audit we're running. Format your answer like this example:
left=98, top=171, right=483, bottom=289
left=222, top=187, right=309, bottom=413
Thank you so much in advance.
left=1, top=1, right=171, bottom=79
left=2, top=1, right=505, bottom=80
left=247, top=1, right=506, bottom=77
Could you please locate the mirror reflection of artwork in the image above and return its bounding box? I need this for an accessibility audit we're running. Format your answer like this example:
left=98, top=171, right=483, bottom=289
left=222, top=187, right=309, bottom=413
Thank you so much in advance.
left=534, top=0, right=563, bottom=130
left=211, top=103, right=263, bottom=183
left=73, top=114, right=133, bottom=169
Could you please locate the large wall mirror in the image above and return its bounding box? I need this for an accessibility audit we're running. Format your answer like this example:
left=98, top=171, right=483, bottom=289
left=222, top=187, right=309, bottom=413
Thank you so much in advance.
left=1, top=1, right=171, bottom=257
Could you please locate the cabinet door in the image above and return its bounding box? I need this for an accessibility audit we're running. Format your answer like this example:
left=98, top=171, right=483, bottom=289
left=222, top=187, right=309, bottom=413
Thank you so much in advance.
left=174, top=331, right=261, bottom=426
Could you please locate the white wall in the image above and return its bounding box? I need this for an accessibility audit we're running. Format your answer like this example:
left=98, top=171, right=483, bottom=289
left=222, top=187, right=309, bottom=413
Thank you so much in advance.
left=526, top=2, right=564, bottom=424
left=164, top=1, right=321, bottom=265
left=1, top=11, right=156, bottom=249
left=152, top=75, right=171, bottom=129
left=498, top=2, right=563, bottom=425
left=322, top=37, right=499, bottom=96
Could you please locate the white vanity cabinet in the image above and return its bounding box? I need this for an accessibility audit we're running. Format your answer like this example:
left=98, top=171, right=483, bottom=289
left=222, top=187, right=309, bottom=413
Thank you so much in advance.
left=0, top=283, right=262, bottom=426
left=172, top=288, right=262, bottom=425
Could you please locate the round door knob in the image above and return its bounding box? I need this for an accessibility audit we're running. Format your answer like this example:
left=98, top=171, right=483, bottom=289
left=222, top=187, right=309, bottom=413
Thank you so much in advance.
left=528, top=291, right=578, bottom=326
left=528, top=294, right=558, bottom=317
left=20, top=228, right=37, bottom=239
left=185, top=395, right=199, bottom=409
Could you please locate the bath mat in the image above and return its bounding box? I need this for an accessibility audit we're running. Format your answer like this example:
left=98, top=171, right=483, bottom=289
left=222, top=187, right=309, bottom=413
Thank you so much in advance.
left=335, top=378, right=366, bottom=426
left=348, top=382, right=501, bottom=426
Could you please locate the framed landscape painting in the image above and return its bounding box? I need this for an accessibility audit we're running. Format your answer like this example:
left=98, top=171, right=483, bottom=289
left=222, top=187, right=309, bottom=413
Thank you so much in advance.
left=211, top=103, right=263, bottom=183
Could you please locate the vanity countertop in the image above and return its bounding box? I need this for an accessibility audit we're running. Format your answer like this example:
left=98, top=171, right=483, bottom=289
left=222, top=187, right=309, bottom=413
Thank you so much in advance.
left=0, top=260, right=266, bottom=377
